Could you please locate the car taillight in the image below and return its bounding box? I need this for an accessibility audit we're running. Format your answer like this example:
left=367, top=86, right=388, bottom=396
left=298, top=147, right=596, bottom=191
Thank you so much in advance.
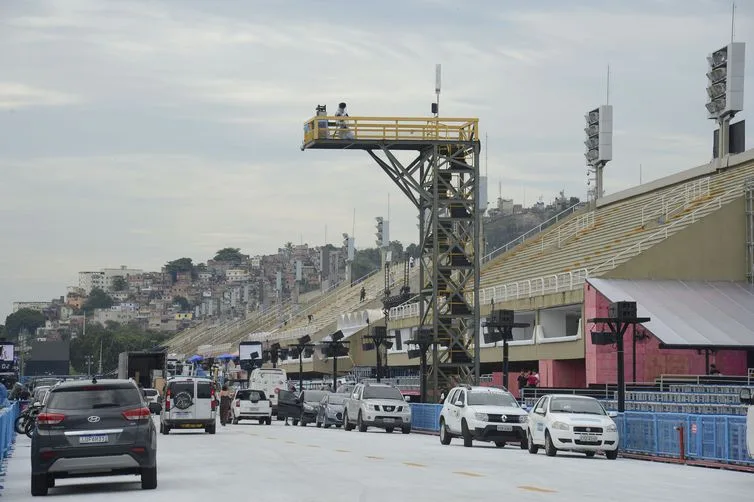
left=122, top=407, right=151, bottom=422
left=37, top=413, right=65, bottom=426
left=165, top=390, right=171, bottom=411
left=274, top=388, right=280, bottom=394
left=235, top=399, right=240, bottom=407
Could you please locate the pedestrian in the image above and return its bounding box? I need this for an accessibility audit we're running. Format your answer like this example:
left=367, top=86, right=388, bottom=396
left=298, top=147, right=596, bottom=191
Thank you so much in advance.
left=308, top=314, right=313, bottom=324
left=527, top=370, right=540, bottom=388
left=360, top=286, right=366, bottom=302
left=709, top=364, right=721, bottom=375
left=219, top=384, right=232, bottom=426
left=517, top=370, right=528, bottom=397
left=334, top=102, right=354, bottom=139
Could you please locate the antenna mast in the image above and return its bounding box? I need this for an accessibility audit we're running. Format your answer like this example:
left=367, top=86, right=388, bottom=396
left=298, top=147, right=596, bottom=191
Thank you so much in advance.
left=434, top=64, right=441, bottom=117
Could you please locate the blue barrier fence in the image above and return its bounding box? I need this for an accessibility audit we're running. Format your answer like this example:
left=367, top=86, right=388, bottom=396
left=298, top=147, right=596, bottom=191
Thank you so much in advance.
left=409, top=403, right=753, bottom=466
left=1, top=402, right=20, bottom=469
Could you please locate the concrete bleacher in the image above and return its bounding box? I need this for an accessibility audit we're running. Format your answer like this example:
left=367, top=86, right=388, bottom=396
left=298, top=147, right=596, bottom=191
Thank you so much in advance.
left=477, top=157, right=754, bottom=303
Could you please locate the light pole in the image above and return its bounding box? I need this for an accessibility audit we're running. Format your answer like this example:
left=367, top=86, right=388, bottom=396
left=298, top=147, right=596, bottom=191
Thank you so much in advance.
left=483, top=309, right=529, bottom=389
left=406, top=328, right=437, bottom=403
left=363, top=326, right=395, bottom=383
left=321, top=330, right=349, bottom=390
left=288, top=335, right=314, bottom=391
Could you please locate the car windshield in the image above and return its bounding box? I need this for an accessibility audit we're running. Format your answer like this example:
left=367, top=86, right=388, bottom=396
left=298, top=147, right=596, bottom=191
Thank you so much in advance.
left=467, top=391, right=519, bottom=407
left=304, top=391, right=328, bottom=403
left=168, top=382, right=194, bottom=397
left=47, top=386, right=143, bottom=410
left=363, top=386, right=403, bottom=401
left=550, top=397, right=606, bottom=415
left=327, top=394, right=347, bottom=405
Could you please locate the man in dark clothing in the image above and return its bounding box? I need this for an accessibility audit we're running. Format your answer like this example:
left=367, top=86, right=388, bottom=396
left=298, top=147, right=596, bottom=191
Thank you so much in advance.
left=219, top=385, right=232, bottom=426
left=517, top=371, right=528, bottom=397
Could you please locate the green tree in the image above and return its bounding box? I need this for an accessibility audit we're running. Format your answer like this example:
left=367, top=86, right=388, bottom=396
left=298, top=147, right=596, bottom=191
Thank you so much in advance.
left=352, top=248, right=381, bottom=280
left=213, top=248, right=244, bottom=263
left=70, top=322, right=169, bottom=375
left=405, top=243, right=420, bottom=258
left=112, top=276, right=128, bottom=292
left=173, top=296, right=191, bottom=311
left=164, top=257, right=195, bottom=282
left=4, top=308, right=46, bottom=341
left=83, top=288, right=115, bottom=315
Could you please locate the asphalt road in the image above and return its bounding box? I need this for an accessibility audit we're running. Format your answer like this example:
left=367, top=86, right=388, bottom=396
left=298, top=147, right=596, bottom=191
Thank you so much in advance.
left=3, top=418, right=751, bottom=501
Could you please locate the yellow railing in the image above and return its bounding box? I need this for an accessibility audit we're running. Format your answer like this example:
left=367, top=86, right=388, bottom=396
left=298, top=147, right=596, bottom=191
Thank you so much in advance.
left=302, top=116, right=479, bottom=144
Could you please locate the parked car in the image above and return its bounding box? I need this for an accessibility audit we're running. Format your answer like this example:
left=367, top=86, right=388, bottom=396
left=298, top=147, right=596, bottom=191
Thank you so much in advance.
left=160, top=376, right=217, bottom=434
left=142, top=388, right=162, bottom=414
left=344, top=382, right=411, bottom=434
left=316, top=393, right=346, bottom=428
left=277, top=389, right=302, bottom=425
left=30, top=378, right=157, bottom=496
left=231, top=389, right=272, bottom=425
left=526, top=394, right=619, bottom=459
left=298, top=390, right=329, bottom=426
left=439, top=385, right=528, bottom=448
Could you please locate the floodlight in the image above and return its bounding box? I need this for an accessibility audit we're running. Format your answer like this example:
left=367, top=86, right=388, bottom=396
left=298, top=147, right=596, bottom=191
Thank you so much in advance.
left=705, top=42, right=745, bottom=120
left=298, top=334, right=311, bottom=345
left=407, top=349, right=422, bottom=360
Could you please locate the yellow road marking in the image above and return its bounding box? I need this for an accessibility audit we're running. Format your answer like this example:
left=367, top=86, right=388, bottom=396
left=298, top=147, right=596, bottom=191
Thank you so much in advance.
left=266, top=437, right=276, bottom=440
left=285, top=441, right=296, bottom=444
left=307, top=444, right=320, bottom=448
left=403, top=462, right=426, bottom=468
left=518, top=486, right=557, bottom=493
left=454, top=471, right=483, bottom=478
left=335, top=449, right=350, bottom=453
left=366, top=455, right=384, bottom=460
left=247, top=433, right=258, bottom=436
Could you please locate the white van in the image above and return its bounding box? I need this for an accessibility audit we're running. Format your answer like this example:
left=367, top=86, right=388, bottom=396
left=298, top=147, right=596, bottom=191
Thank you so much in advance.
left=160, top=376, right=217, bottom=434
left=249, top=368, right=288, bottom=416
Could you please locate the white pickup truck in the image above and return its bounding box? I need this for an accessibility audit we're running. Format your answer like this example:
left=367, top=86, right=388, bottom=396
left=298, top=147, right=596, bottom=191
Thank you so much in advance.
left=232, top=388, right=272, bottom=425
left=741, top=388, right=754, bottom=458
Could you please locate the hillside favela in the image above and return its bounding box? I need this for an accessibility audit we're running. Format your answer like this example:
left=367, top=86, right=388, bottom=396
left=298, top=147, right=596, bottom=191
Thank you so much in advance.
left=0, top=2, right=753, bottom=501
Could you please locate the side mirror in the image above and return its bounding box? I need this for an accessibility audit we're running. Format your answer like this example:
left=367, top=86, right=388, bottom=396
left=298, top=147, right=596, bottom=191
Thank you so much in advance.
left=454, top=400, right=464, bottom=407
left=740, top=388, right=753, bottom=405
left=404, top=395, right=411, bottom=402
left=608, top=411, right=619, bottom=418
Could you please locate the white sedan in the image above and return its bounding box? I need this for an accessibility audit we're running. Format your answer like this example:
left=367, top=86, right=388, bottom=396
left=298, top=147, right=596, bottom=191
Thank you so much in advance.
left=526, top=394, right=619, bottom=459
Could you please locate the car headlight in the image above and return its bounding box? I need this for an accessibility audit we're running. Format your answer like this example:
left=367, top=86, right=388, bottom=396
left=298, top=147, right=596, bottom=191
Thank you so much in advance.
left=519, top=415, right=528, bottom=423
left=366, top=403, right=377, bottom=411
left=474, top=413, right=489, bottom=422
left=606, top=423, right=617, bottom=432
left=551, top=421, right=570, bottom=431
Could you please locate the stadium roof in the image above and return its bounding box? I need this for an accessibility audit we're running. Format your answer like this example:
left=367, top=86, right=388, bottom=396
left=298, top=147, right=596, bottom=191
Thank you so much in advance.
left=587, top=278, right=754, bottom=349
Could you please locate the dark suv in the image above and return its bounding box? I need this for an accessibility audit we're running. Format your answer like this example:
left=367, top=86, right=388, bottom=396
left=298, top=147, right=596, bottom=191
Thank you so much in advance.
left=30, top=378, right=157, bottom=496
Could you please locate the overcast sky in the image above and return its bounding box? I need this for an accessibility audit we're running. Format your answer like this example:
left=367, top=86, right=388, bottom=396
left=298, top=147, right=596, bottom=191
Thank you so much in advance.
left=1, top=0, right=752, bottom=321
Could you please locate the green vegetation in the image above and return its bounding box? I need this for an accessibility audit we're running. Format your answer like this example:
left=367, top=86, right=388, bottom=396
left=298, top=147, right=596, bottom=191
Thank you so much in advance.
left=4, top=308, right=46, bottom=341
left=173, top=295, right=191, bottom=312
left=83, top=288, right=115, bottom=315
left=70, top=321, right=168, bottom=375
left=164, top=257, right=196, bottom=282
left=213, top=247, right=245, bottom=263
left=112, top=276, right=128, bottom=291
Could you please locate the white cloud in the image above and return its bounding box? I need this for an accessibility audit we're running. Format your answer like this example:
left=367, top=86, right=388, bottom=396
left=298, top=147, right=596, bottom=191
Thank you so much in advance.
left=0, top=82, right=81, bottom=109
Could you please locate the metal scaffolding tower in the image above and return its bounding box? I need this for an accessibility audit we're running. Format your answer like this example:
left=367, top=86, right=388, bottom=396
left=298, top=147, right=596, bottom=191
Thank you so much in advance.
left=302, top=115, right=482, bottom=397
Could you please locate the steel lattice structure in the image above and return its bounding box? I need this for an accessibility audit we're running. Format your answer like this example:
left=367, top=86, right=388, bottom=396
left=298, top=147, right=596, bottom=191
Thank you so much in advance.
left=302, top=115, right=481, bottom=396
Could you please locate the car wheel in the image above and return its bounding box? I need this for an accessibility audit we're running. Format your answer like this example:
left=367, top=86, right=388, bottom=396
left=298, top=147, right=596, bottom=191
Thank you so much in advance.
left=258, top=418, right=265, bottom=425
left=519, top=436, right=528, bottom=449
left=292, top=419, right=299, bottom=426
left=544, top=431, right=557, bottom=457
left=461, top=419, right=473, bottom=447
left=357, top=412, right=367, bottom=432
left=585, top=451, right=596, bottom=458
left=15, top=415, right=27, bottom=434
left=233, top=418, right=240, bottom=425
left=344, top=413, right=353, bottom=431
left=334, top=424, right=341, bottom=428
left=25, top=419, right=35, bottom=438
left=495, top=441, right=506, bottom=448
left=606, top=449, right=619, bottom=460
left=385, top=427, right=394, bottom=433
left=31, top=473, right=48, bottom=496
left=141, top=466, right=157, bottom=490
left=206, top=423, right=216, bottom=435
left=439, top=419, right=451, bottom=445
left=47, top=475, right=55, bottom=489
left=316, top=420, right=322, bottom=428
left=401, top=426, right=411, bottom=434
left=324, top=423, right=332, bottom=429
left=527, top=431, right=539, bottom=454
left=266, top=417, right=272, bottom=425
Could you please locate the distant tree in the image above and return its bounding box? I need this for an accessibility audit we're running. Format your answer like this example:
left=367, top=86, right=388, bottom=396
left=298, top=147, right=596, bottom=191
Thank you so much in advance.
left=4, top=309, right=46, bottom=341
left=112, top=276, right=128, bottom=292
left=284, top=242, right=294, bottom=254
left=196, top=262, right=207, bottom=272
left=352, top=248, right=381, bottom=280
left=213, top=248, right=244, bottom=263
left=164, top=257, right=196, bottom=282
left=569, top=196, right=581, bottom=206
left=388, top=240, right=404, bottom=261
left=83, top=288, right=115, bottom=315
left=405, top=243, right=421, bottom=258
left=173, top=296, right=191, bottom=312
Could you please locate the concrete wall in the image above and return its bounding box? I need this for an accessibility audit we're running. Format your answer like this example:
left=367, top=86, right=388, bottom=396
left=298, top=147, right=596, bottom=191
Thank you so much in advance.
left=605, top=197, right=746, bottom=281
left=539, top=359, right=586, bottom=388
left=584, top=283, right=748, bottom=385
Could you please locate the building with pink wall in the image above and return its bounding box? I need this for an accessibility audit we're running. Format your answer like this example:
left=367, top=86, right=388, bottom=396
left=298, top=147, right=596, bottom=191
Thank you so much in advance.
left=583, top=281, right=749, bottom=386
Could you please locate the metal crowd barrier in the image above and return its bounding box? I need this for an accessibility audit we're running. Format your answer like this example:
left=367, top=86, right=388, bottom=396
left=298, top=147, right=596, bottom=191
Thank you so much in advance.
left=1, top=401, right=20, bottom=466
left=408, top=403, right=753, bottom=466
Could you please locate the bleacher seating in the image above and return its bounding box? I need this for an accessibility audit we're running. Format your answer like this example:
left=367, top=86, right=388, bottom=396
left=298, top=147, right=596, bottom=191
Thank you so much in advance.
left=479, top=162, right=754, bottom=300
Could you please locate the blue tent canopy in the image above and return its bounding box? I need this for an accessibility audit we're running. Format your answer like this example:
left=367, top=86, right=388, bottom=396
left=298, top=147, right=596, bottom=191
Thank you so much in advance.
left=187, top=355, right=203, bottom=363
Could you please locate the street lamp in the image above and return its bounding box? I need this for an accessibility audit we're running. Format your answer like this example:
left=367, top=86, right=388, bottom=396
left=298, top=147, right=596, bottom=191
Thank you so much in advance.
left=288, top=334, right=314, bottom=392
left=584, top=104, right=613, bottom=200
left=320, top=330, right=350, bottom=391
left=362, top=326, right=395, bottom=383
left=706, top=42, right=745, bottom=157
left=406, top=328, right=437, bottom=403
left=483, top=309, right=529, bottom=389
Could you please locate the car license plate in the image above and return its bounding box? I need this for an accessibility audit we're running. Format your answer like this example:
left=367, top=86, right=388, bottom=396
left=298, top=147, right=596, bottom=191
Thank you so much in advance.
left=79, top=435, right=108, bottom=444
left=496, top=424, right=513, bottom=432
left=174, top=412, right=190, bottom=417
left=383, top=418, right=395, bottom=423
left=248, top=406, right=258, bottom=411
left=579, top=434, right=598, bottom=442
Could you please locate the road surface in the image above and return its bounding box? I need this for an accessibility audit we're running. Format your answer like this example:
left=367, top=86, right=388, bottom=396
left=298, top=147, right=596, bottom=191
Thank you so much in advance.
left=3, top=419, right=751, bottom=501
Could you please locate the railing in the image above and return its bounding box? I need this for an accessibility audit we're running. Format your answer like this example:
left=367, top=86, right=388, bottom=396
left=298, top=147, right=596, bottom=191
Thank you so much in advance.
left=640, top=177, right=711, bottom=226
left=389, top=301, right=422, bottom=320
left=303, top=116, right=479, bottom=144
left=478, top=269, right=589, bottom=305
left=1, top=401, right=19, bottom=465
left=482, top=201, right=586, bottom=263
left=591, top=186, right=738, bottom=276
left=545, top=210, right=595, bottom=249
